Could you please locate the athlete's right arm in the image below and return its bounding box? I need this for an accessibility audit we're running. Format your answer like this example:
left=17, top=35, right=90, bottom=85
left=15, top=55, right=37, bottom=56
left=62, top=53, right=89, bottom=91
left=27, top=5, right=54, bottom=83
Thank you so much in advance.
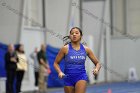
left=53, top=45, right=68, bottom=78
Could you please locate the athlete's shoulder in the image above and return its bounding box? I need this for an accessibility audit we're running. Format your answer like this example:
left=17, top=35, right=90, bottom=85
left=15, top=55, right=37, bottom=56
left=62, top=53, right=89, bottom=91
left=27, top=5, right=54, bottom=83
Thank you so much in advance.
left=83, top=44, right=89, bottom=50
left=60, top=44, right=69, bottom=54
left=62, top=44, right=68, bottom=49
left=83, top=45, right=91, bottom=54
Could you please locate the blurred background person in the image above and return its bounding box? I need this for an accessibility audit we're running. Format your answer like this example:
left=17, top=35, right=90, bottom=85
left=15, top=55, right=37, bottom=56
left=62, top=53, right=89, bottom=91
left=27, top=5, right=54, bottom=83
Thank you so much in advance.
left=5, top=44, right=17, bottom=93
left=16, top=44, right=27, bottom=93
left=37, top=44, right=50, bottom=93
left=30, top=47, right=39, bottom=90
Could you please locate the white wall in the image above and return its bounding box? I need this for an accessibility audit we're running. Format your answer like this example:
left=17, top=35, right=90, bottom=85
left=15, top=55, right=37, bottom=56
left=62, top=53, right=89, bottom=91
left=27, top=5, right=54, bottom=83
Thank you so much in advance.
left=25, top=0, right=43, bottom=26
left=127, top=0, right=140, bottom=36
left=112, top=0, right=140, bottom=36
left=45, top=0, right=80, bottom=48
left=113, top=0, right=125, bottom=36
left=0, top=0, right=23, bottom=44
left=110, top=38, right=140, bottom=81
left=82, top=1, right=105, bottom=57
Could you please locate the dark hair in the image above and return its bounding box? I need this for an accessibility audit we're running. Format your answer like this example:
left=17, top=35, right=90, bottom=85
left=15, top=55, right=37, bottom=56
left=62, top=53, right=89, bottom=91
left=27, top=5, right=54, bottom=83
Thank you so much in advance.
left=16, top=44, right=25, bottom=53
left=63, top=36, right=70, bottom=45
left=70, top=27, right=83, bottom=36
left=63, top=27, right=86, bottom=45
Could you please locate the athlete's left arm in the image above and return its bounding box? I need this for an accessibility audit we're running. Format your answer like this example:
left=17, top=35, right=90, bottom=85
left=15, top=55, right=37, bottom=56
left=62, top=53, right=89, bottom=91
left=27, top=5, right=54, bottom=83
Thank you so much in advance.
left=85, top=46, right=101, bottom=75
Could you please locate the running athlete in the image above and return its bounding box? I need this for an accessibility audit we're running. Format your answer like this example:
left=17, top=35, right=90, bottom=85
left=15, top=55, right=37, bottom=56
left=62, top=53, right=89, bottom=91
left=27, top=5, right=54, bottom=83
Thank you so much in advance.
left=54, top=27, right=101, bottom=93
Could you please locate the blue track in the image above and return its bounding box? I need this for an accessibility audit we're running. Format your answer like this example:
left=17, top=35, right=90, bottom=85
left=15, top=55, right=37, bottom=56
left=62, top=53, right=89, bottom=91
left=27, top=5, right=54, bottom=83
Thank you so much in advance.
left=48, top=81, right=140, bottom=93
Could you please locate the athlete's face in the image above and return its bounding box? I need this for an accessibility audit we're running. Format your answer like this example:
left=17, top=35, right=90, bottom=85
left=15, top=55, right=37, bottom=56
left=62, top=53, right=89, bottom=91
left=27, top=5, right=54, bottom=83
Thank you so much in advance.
left=70, top=28, right=82, bottom=42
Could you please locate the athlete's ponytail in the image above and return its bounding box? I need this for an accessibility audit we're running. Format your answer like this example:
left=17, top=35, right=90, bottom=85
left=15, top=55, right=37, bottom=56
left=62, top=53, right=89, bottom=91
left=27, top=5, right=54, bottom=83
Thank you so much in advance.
left=63, top=36, right=71, bottom=45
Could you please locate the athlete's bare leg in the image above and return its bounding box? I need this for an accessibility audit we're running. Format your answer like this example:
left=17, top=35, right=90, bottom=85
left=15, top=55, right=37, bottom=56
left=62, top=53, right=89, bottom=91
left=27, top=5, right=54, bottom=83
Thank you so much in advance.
left=64, top=86, right=75, bottom=93
left=75, top=80, right=87, bottom=93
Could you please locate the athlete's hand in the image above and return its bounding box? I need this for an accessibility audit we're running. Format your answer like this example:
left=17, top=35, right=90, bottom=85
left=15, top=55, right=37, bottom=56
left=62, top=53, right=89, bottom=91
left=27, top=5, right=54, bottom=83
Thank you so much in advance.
left=93, top=68, right=99, bottom=76
left=58, top=72, right=65, bottom=79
